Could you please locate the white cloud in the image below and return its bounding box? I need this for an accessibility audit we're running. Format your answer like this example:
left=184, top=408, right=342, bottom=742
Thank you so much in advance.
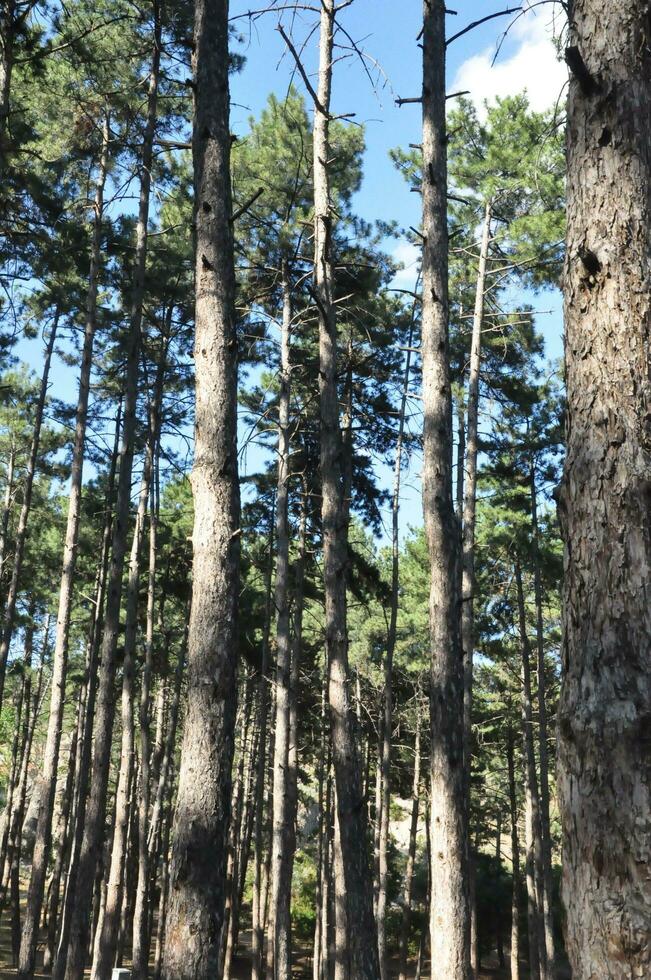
left=391, top=241, right=421, bottom=289
left=452, top=8, right=568, bottom=116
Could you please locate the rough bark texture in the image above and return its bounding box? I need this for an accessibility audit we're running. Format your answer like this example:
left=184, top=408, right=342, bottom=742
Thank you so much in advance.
left=421, top=2, right=471, bottom=976
left=312, top=2, right=379, bottom=976
left=160, top=0, right=240, bottom=971
left=558, top=3, right=651, bottom=978
left=18, top=117, right=110, bottom=980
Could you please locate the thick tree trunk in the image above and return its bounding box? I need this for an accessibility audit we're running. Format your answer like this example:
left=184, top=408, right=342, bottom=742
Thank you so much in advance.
left=161, top=0, right=240, bottom=971
left=421, top=2, right=471, bottom=977
left=18, top=116, right=110, bottom=980
left=0, top=314, right=58, bottom=708
left=398, top=711, right=422, bottom=980
left=507, top=729, right=520, bottom=980
left=310, top=3, right=379, bottom=974
left=558, top=4, right=651, bottom=977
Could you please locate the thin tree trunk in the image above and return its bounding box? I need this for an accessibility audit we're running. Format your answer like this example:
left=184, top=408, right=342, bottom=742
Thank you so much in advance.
left=515, top=563, right=545, bottom=980
left=52, top=401, right=121, bottom=980
left=43, top=725, right=79, bottom=972
left=0, top=314, right=58, bottom=708
left=421, top=1, right=471, bottom=976
left=507, top=728, right=520, bottom=980
left=93, top=290, right=166, bottom=980
left=252, top=507, right=275, bottom=980
left=0, top=443, right=15, bottom=592
left=529, top=458, right=556, bottom=977
left=461, top=203, right=491, bottom=980
left=306, top=3, right=379, bottom=973
left=398, top=710, right=422, bottom=980
left=161, top=0, right=240, bottom=970
left=269, top=270, right=294, bottom=979
left=18, top=116, right=111, bottom=980
left=63, top=8, right=159, bottom=968
left=378, top=298, right=416, bottom=980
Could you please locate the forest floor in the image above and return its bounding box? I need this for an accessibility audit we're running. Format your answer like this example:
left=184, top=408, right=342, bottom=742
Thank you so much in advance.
left=0, top=896, right=553, bottom=978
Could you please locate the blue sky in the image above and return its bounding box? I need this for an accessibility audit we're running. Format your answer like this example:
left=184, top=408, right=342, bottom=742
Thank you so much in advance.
left=229, top=0, right=568, bottom=538
left=15, top=1, right=569, bottom=541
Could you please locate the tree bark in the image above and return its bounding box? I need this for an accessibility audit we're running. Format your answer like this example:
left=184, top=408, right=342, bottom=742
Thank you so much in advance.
left=421, top=2, right=471, bottom=976
left=18, top=115, right=110, bottom=980
left=161, top=0, right=240, bottom=971
left=0, top=442, right=15, bottom=593
left=309, top=3, right=379, bottom=974
left=558, top=4, right=651, bottom=977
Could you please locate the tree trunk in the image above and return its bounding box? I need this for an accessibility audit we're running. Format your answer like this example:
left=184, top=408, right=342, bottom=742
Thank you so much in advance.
left=52, top=401, right=121, bottom=980
left=269, top=270, right=296, bottom=980
left=0, top=314, right=58, bottom=708
left=515, top=563, right=545, bottom=980
left=558, top=4, right=651, bottom=977
left=529, top=458, right=556, bottom=976
left=0, top=442, right=15, bottom=593
left=18, top=115, right=110, bottom=980
left=398, top=710, right=422, bottom=980
left=309, top=3, right=379, bottom=974
left=252, top=508, right=275, bottom=980
left=421, top=2, right=471, bottom=976
left=378, top=298, right=416, bottom=980
left=507, top=728, right=520, bottom=980
left=161, top=0, right=240, bottom=971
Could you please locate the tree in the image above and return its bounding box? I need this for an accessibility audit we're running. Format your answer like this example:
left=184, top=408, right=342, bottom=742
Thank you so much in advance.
left=161, top=0, right=240, bottom=972
left=419, top=2, right=472, bottom=977
left=558, top=2, right=651, bottom=977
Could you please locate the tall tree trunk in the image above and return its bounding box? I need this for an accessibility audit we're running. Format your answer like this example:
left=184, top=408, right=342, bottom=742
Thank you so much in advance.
left=269, top=270, right=295, bottom=980
left=461, top=203, right=492, bottom=980
left=507, top=728, right=521, bottom=980
left=558, top=4, right=651, bottom=977
left=421, top=1, right=471, bottom=976
left=515, top=563, right=546, bottom=980
left=92, top=294, right=166, bottom=980
left=398, top=709, right=422, bottom=980
left=251, top=508, right=275, bottom=980
left=0, top=314, right=58, bottom=708
left=161, top=0, right=240, bottom=971
left=529, top=458, right=556, bottom=976
left=42, top=725, right=79, bottom=972
left=18, top=115, right=110, bottom=980
left=131, top=456, right=162, bottom=980
left=378, top=299, right=416, bottom=980
left=310, top=3, right=379, bottom=974
left=52, top=401, right=121, bottom=980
